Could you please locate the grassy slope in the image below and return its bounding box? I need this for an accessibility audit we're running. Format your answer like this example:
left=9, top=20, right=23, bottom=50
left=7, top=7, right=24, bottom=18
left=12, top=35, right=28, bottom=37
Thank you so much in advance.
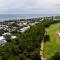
left=44, top=23, right=60, bottom=59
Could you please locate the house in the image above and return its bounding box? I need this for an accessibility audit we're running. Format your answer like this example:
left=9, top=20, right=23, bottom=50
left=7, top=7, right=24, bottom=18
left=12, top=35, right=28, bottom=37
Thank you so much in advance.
left=23, top=22, right=27, bottom=25
left=2, top=32, right=11, bottom=36
left=2, top=32, right=16, bottom=40
left=29, top=22, right=39, bottom=26
left=20, top=26, right=30, bottom=33
left=11, top=36, right=16, bottom=39
left=0, top=36, right=7, bottom=46
left=29, top=23, right=36, bottom=26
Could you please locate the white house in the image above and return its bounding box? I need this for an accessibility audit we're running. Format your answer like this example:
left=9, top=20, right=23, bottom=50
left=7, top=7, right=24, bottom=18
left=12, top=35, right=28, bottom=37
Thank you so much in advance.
left=23, top=22, right=27, bottom=25
left=11, top=36, right=16, bottom=39
left=0, top=36, right=7, bottom=46
left=20, top=26, right=30, bottom=33
left=2, top=32, right=16, bottom=40
left=2, top=32, right=11, bottom=36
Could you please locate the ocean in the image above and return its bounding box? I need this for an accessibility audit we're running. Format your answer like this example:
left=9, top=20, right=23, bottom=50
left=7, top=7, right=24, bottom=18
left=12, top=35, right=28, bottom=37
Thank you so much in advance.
left=0, top=14, right=60, bottom=21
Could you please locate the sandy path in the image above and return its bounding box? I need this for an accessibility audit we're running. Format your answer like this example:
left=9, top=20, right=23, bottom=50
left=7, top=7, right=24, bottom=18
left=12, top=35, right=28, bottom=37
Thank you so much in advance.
left=40, top=40, right=45, bottom=60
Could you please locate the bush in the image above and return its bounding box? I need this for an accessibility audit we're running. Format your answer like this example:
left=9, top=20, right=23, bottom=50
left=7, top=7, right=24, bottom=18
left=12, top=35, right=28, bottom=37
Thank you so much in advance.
left=50, top=52, right=60, bottom=60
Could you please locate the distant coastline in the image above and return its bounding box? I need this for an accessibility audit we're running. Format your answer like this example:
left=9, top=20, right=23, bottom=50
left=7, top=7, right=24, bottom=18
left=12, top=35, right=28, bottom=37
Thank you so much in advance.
left=0, top=14, right=60, bottom=21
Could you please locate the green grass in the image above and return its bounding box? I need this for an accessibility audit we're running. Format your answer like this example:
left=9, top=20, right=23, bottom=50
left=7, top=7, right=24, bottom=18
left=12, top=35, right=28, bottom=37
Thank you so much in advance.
left=44, top=23, right=60, bottom=59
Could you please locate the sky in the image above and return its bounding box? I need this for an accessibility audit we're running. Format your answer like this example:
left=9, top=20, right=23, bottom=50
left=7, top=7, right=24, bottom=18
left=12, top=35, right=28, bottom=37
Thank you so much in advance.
left=0, top=0, right=60, bottom=14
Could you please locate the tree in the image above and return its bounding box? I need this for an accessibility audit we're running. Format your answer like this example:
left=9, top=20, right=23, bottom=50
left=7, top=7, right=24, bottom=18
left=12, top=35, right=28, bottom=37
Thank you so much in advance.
left=4, top=35, right=11, bottom=42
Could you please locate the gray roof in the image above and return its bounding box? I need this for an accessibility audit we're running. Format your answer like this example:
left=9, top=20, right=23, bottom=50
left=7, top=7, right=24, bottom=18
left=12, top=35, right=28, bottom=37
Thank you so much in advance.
left=0, top=40, right=7, bottom=45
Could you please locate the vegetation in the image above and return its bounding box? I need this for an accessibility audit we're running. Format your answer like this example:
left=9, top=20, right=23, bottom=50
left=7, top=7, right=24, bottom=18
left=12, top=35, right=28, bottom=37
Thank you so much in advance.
left=0, top=29, right=8, bottom=36
left=0, top=19, right=60, bottom=60
left=44, top=23, right=60, bottom=59
left=50, top=52, right=60, bottom=60
left=0, top=21, right=45, bottom=60
left=4, top=35, right=11, bottom=42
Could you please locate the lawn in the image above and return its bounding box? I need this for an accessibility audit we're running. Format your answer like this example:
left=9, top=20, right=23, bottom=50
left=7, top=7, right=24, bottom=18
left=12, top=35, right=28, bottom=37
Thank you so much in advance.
left=44, top=23, right=60, bottom=59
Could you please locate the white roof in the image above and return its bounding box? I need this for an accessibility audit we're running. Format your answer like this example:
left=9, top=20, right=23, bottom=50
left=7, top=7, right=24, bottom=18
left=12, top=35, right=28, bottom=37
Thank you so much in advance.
left=2, top=33, right=11, bottom=36
left=23, top=22, right=27, bottom=25
left=20, top=26, right=30, bottom=33
left=30, top=23, right=35, bottom=26
left=11, top=36, right=16, bottom=39
left=0, top=36, right=7, bottom=45
left=0, top=36, right=5, bottom=40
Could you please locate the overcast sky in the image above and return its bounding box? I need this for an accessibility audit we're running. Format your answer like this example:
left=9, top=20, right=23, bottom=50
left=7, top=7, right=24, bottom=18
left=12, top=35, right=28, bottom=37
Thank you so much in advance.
left=0, top=0, right=60, bottom=14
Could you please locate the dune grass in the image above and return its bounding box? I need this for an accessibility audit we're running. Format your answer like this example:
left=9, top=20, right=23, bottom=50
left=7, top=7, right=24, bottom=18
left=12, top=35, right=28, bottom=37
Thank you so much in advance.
left=44, top=23, right=60, bottom=59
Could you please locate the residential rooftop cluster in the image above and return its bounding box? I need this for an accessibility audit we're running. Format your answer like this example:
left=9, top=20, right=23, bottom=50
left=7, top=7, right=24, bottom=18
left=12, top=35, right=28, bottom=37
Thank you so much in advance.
left=0, top=18, right=41, bottom=46
left=0, top=16, right=60, bottom=46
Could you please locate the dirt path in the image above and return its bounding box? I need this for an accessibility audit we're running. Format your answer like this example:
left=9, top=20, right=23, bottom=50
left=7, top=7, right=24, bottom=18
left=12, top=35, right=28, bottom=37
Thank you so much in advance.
left=56, top=32, right=60, bottom=44
left=40, top=40, right=45, bottom=60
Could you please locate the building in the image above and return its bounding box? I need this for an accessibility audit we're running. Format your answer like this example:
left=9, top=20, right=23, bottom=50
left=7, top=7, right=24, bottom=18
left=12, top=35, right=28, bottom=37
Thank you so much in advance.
left=0, top=36, right=7, bottom=46
left=20, top=26, right=30, bottom=33
left=11, top=36, right=16, bottom=39
left=2, top=32, right=16, bottom=40
left=2, top=32, right=11, bottom=36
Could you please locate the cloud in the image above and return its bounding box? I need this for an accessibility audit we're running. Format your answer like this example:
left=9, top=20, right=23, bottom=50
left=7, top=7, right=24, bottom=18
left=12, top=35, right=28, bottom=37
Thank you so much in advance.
left=0, top=0, right=60, bottom=14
